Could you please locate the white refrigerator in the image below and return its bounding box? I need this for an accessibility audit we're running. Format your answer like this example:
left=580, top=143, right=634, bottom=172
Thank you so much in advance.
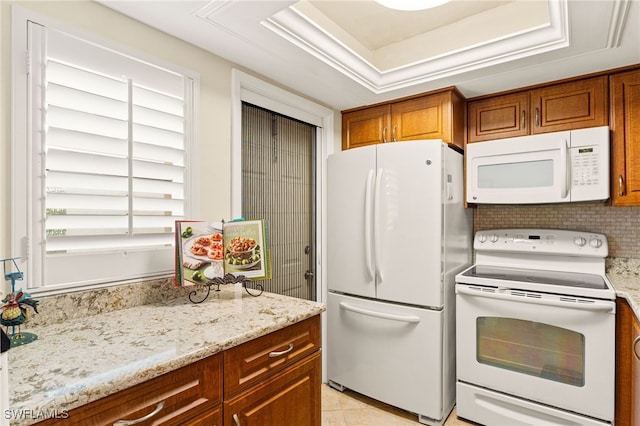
left=326, top=140, right=472, bottom=426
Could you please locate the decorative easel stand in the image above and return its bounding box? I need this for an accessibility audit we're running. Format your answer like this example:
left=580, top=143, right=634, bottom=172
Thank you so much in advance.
left=188, top=273, right=263, bottom=304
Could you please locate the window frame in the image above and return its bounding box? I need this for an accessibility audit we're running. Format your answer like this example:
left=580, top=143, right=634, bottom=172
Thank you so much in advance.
left=11, top=6, right=200, bottom=295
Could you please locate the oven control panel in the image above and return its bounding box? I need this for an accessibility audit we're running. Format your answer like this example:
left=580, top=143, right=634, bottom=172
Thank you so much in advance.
left=474, top=228, right=608, bottom=257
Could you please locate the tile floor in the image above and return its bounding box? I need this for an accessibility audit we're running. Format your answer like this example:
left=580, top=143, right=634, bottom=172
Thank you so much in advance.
left=321, top=384, right=476, bottom=425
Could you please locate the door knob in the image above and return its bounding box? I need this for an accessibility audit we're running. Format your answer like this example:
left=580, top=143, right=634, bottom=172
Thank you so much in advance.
left=304, top=270, right=314, bottom=280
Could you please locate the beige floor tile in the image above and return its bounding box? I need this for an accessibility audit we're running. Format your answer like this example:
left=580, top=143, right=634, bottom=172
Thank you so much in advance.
left=322, top=409, right=347, bottom=426
left=321, top=384, right=475, bottom=425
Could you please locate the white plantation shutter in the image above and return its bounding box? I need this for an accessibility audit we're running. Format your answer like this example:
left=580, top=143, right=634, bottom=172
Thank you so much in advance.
left=21, top=20, right=195, bottom=291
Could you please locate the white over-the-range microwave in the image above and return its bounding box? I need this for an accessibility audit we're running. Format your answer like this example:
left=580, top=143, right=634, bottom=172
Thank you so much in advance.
left=466, top=126, right=610, bottom=204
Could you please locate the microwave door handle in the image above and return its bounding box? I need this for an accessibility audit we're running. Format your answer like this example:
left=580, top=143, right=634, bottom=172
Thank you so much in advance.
left=560, top=139, right=569, bottom=199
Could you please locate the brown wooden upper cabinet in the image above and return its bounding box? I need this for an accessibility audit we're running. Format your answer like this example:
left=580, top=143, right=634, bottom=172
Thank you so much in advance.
left=342, top=88, right=465, bottom=151
left=467, top=76, right=608, bottom=143
left=610, top=69, right=640, bottom=206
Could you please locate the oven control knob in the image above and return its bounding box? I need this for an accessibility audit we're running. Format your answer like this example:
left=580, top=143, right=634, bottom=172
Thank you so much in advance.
left=573, top=237, right=586, bottom=247
left=589, top=238, right=603, bottom=248
left=490, top=234, right=499, bottom=243
left=477, top=234, right=487, bottom=243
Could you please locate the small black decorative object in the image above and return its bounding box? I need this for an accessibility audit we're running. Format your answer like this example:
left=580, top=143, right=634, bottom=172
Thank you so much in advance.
left=188, top=273, right=263, bottom=304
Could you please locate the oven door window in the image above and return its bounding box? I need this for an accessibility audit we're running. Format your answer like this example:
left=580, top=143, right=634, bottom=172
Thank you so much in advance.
left=477, top=317, right=585, bottom=387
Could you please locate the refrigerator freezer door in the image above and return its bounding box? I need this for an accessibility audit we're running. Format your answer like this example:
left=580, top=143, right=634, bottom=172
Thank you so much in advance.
left=327, top=292, right=445, bottom=422
left=327, top=146, right=377, bottom=298
left=375, top=141, right=444, bottom=307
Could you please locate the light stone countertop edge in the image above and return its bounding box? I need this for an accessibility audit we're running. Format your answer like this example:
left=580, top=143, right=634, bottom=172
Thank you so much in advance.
left=7, top=285, right=325, bottom=425
left=608, top=273, right=640, bottom=318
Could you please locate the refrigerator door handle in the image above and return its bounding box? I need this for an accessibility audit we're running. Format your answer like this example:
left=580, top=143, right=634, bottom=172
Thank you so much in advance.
left=374, top=168, right=384, bottom=284
left=339, top=302, right=421, bottom=323
left=364, top=170, right=375, bottom=281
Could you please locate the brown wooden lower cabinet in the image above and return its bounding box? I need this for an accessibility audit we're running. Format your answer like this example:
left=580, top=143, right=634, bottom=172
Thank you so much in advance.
left=223, top=351, right=321, bottom=426
left=37, top=354, right=223, bottom=426
left=35, top=315, right=321, bottom=426
left=615, top=298, right=640, bottom=425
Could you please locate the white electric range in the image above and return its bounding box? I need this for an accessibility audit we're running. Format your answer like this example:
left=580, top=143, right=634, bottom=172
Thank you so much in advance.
left=455, top=229, right=615, bottom=426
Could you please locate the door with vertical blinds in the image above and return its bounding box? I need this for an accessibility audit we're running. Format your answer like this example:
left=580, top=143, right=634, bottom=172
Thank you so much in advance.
left=241, top=103, right=316, bottom=301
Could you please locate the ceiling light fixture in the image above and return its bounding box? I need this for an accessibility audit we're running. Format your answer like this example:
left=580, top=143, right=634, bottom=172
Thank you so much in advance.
left=375, top=0, right=451, bottom=11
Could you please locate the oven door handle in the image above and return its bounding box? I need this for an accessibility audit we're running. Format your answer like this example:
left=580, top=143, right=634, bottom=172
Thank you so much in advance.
left=456, top=286, right=615, bottom=313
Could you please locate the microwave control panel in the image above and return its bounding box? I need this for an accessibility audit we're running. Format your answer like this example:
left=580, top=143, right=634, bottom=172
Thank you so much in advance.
left=571, top=145, right=601, bottom=187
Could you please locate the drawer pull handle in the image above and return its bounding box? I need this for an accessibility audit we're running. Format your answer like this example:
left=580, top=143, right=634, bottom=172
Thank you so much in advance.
left=633, top=335, right=640, bottom=362
left=619, top=175, right=625, bottom=197
left=113, top=401, right=165, bottom=425
left=269, top=343, right=294, bottom=358
left=233, top=413, right=241, bottom=426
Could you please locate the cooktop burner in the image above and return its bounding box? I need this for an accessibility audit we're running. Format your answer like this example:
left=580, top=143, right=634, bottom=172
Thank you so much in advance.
left=458, top=229, right=615, bottom=300
left=461, top=265, right=608, bottom=290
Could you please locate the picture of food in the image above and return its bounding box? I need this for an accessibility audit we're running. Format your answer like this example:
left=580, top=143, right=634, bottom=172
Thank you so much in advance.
left=188, top=233, right=225, bottom=260
left=226, top=236, right=261, bottom=269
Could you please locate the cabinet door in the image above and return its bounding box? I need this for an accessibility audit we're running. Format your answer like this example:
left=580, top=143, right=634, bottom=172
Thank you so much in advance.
left=531, top=76, right=608, bottom=134
left=224, top=352, right=321, bottom=426
left=342, top=105, right=391, bottom=150
left=615, top=298, right=640, bottom=425
left=633, top=315, right=640, bottom=426
left=467, top=92, right=529, bottom=143
left=391, top=92, right=452, bottom=143
left=610, top=70, right=640, bottom=206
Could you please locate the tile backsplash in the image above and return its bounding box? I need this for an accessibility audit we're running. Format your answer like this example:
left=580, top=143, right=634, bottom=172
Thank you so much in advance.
left=473, top=202, right=640, bottom=259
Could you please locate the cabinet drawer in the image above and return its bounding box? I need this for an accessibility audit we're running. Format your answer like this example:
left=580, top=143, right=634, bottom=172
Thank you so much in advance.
left=37, top=354, right=222, bottom=426
left=224, top=315, right=321, bottom=397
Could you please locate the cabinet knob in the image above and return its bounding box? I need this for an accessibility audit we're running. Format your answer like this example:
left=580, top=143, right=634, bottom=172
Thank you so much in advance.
left=535, top=107, right=540, bottom=127
left=113, top=401, right=165, bottom=425
left=382, top=127, right=387, bottom=143
left=233, top=413, right=241, bottom=426
left=633, top=335, right=640, bottom=362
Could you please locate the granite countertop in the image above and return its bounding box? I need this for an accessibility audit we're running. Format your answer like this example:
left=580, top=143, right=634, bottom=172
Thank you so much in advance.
left=7, top=284, right=325, bottom=425
left=609, top=273, right=640, bottom=318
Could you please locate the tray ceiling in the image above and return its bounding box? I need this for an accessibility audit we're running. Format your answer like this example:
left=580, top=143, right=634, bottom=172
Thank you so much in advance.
left=99, top=0, right=639, bottom=110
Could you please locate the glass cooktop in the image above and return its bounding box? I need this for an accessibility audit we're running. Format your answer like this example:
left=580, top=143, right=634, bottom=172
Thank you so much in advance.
left=460, top=265, right=608, bottom=290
